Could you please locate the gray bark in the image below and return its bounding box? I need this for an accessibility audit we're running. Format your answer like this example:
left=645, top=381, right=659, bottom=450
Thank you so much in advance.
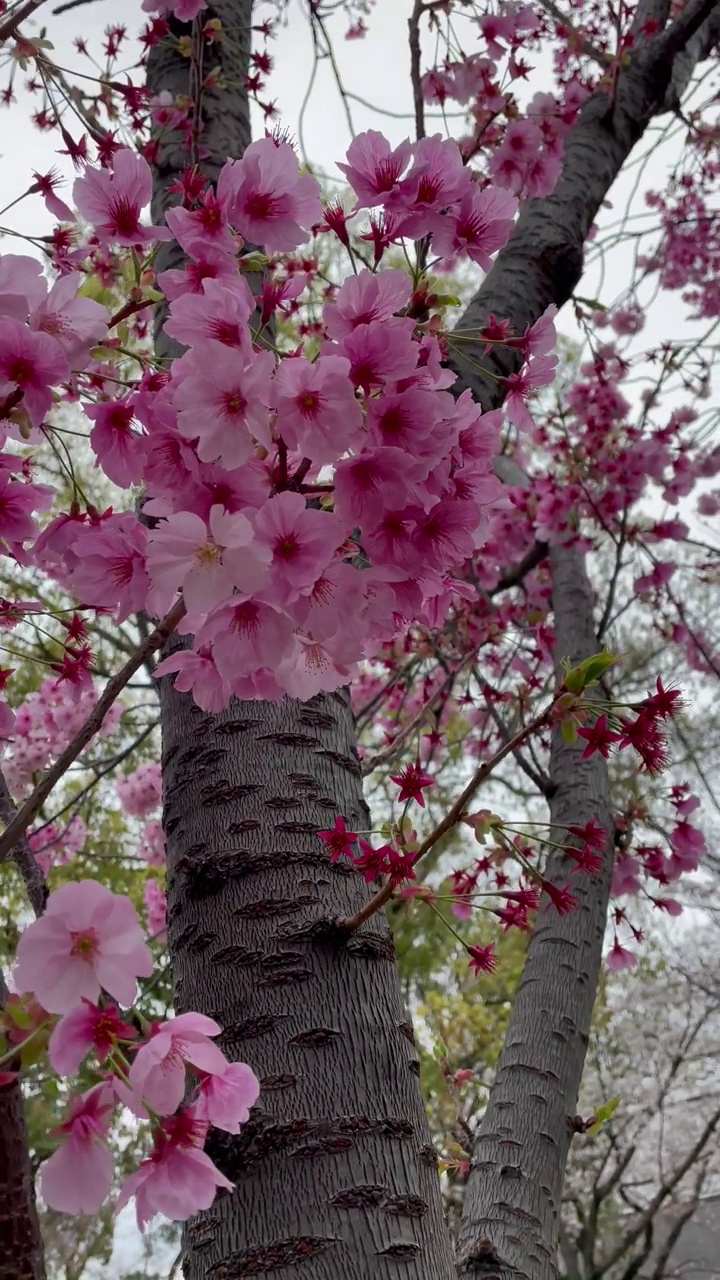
left=450, top=7, right=720, bottom=1278
left=148, top=6, right=455, bottom=1277
left=0, top=1075, right=45, bottom=1280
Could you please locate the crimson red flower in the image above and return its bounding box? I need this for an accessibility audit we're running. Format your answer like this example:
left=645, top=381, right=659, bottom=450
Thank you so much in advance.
left=577, top=714, right=621, bottom=760
left=617, top=711, right=669, bottom=775
left=317, top=816, right=357, bottom=863
left=542, top=881, right=576, bottom=916
left=640, top=677, right=685, bottom=721
left=466, top=943, right=497, bottom=975
left=390, top=760, right=434, bottom=808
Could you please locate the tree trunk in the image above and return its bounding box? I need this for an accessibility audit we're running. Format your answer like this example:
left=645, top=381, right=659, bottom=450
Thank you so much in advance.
left=0, top=1075, right=45, bottom=1280
left=148, top=6, right=455, bottom=1277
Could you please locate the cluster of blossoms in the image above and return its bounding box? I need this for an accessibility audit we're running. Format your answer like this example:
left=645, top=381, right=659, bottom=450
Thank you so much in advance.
left=3, top=676, right=121, bottom=795
left=0, top=129, right=563, bottom=723
left=4, top=880, right=258, bottom=1226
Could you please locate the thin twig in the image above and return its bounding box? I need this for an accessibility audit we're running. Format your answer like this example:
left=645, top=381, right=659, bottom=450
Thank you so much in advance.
left=408, top=0, right=426, bottom=141
left=0, top=770, right=47, bottom=917
left=0, top=600, right=185, bottom=863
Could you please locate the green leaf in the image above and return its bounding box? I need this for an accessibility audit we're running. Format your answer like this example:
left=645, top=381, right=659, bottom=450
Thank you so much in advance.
left=563, top=651, right=618, bottom=694
left=587, top=1095, right=620, bottom=1135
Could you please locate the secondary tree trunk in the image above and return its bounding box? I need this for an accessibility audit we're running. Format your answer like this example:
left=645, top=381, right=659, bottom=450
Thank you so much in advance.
left=0, top=1075, right=45, bottom=1280
left=149, top=6, right=455, bottom=1277
left=451, top=6, right=720, bottom=1277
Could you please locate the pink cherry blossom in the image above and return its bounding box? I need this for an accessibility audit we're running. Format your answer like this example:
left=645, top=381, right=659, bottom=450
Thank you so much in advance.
left=253, top=491, right=341, bottom=604
left=272, top=354, right=363, bottom=464
left=502, top=353, right=559, bottom=431
left=0, top=318, right=69, bottom=426
left=73, top=148, right=168, bottom=248
left=116, top=762, right=162, bottom=817
left=605, top=939, right=638, bottom=971
left=13, top=880, right=153, bottom=1013
left=387, top=134, right=471, bottom=235
left=49, top=999, right=136, bottom=1076
left=116, top=1108, right=233, bottom=1230
left=194, top=1061, right=260, bottom=1132
left=432, top=185, right=518, bottom=270
left=276, top=631, right=360, bottom=699
left=195, top=598, right=293, bottom=682
left=38, top=1083, right=115, bottom=1215
left=143, top=880, right=167, bottom=938
left=219, top=138, right=322, bottom=253
left=154, top=646, right=232, bottom=713
left=163, top=277, right=255, bottom=351
left=337, top=130, right=412, bottom=207
left=334, top=317, right=418, bottom=394
left=128, top=1013, right=228, bottom=1116
left=85, top=399, right=146, bottom=488
left=0, top=471, right=54, bottom=544
left=324, top=268, right=412, bottom=340
left=174, top=342, right=275, bottom=465
left=64, top=514, right=150, bottom=624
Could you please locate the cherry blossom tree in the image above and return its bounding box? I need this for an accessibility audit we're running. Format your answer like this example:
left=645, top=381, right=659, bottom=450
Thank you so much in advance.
left=0, top=1, right=718, bottom=1280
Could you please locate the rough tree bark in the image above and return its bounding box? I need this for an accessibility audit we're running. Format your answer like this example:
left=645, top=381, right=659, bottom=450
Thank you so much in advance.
left=449, top=4, right=720, bottom=1277
left=149, top=6, right=455, bottom=1278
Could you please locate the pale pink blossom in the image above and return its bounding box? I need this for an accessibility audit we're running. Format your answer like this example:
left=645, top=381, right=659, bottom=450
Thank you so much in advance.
left=147, top=505, right=270, bottom=618
left=0, top=254, right=48, bottom=322
left=38, top=1083, right=115, bottom=1214
left=194, top=1061, right=260, bottom=1132
left=128, top=1012, right=228, bottom=1115
left=195, top=598, right=293, bottom=682
left=154, top=647, right=232, bottom=713
left=116, top=1108, right=233, bottom=1230
left=13, top=880, right=153, bottom=1013
left=29, top=273, right=107, bottom=369
left=276, top=631, right=360, bottom=698
left=219, top=138, right=322, bottom=253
